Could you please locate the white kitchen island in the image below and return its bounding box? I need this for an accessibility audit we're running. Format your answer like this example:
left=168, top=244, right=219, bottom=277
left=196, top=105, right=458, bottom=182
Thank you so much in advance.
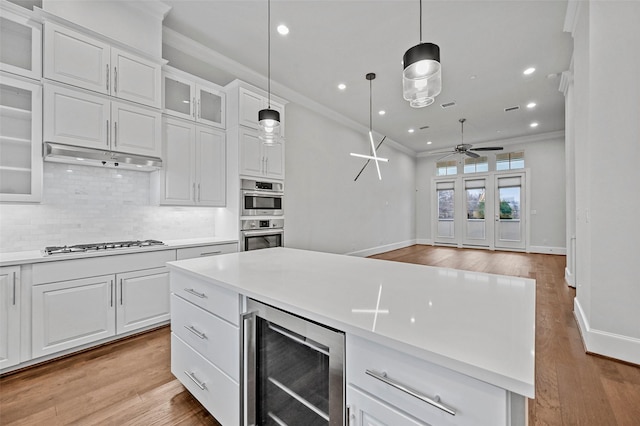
left=168, top=247, right=535, bottom=426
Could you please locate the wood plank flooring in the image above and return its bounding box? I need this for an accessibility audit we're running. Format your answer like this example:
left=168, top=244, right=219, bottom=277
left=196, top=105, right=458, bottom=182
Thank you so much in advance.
left=1, top=245, right=638, bottom=425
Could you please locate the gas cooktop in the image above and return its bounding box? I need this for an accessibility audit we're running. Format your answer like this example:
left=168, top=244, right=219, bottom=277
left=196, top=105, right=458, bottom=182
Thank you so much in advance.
left=44, top=240, right=165, bottom=256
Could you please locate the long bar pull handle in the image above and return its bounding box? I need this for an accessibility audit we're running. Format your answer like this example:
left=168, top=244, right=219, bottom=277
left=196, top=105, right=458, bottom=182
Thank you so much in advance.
left=110, top=280, right=113, bottom=307
left=192, top=182, right=196, bottom=202
left=192, top=97, right=196, bottom=118
left=267, top=323, right=330, bottom=356
left=197, top=99, right=201, bottom=119
left=184, top=325, right=206, bottom=339
left=197, top=183, right=201, bottom=202
left=199, top=251, right=222, bottom=257
left=106, top=65, right=109, bottom=91
left=106, top=120, right=110, bottom=146
left=241, top=311, right=257, bottom=426
left=184, top=371, right=206, bottom=390
left=12, top=272, right=16, bottom=306
left=184, top=288, right=206, bottom=298
left=114, top=67, right=118, bottom=93
left=365, top=369, right=456, bottom=416
left=114, top=121, right=118, bottom=147
left=120, top=279, right=123, bottom=305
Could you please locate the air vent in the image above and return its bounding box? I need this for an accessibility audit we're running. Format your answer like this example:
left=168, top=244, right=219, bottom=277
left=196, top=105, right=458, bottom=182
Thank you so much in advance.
left=504, top=105, right=520, bottom=112
left=419, top=125, right=430, bottom=130
left=440, top=101, right=456, bottom=109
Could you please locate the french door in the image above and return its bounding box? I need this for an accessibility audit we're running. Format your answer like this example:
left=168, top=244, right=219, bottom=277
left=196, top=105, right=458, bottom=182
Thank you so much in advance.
left=433, top=171, right=526, bottom=250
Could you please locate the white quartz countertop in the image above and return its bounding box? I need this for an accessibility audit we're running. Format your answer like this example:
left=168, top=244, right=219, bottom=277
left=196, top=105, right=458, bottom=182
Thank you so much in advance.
left=167, top=247, right=536, bottom=398
left=0, top=237, right=238, bottom=267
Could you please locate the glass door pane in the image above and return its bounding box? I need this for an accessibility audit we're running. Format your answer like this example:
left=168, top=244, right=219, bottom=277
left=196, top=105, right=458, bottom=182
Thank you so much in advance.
left=495, top=174, right=525, bottom=249
left=465, top=186, right=487, bottom=244
left=163, top=75, right=192, bottom=117
left=197, top=86, right=224, bottom=127
left=437, top=188, right=455, bottom=240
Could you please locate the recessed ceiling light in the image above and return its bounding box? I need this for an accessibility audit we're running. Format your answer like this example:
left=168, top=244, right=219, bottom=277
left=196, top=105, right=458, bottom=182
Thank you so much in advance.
left=76, top=157, right=84, bottom=161
left=427, top=141, right=432, bottom=145
left=182, top=100, right=190, bottom=104
left=527, top=102, right=537, bottom=109
left=408, top=128, right=415, bottom=133
left=337, top=83, right=346, bottom=90
left=470, top=75, right=477, bottom=80
left=277, top=24, right=289, bottom=35
left=523, top=67, right=536, bottom=75
left=378, top=110, right=386, bottom=115
left=66, top=169, right=73, bottom=172
left=530, top=122, right=539, bottom=128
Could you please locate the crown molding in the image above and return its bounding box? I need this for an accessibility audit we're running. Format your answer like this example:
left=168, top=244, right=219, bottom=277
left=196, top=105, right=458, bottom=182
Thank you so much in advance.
left=127, top=0, right=171, bottom=21
left=563, top=0, right=583, bottom=36
left=416, top=131, right=565, bottom=158
left=162, top=27, right=416, bottom=157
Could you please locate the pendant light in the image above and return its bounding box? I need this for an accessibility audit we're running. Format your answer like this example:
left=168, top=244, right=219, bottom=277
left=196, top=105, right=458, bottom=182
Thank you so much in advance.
left=350, top=73, right=388, bottom=181
left=402, top=0, right=441, bottom=108
left=259, top=0, right=280, bottom=144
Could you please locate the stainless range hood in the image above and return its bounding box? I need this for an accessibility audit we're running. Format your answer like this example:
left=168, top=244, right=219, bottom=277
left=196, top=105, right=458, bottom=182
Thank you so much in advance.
left=44, top=142, right=162, bottom=171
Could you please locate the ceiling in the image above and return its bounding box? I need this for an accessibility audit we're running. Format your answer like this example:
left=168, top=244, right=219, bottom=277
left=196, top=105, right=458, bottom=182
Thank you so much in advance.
left=162, top=0, right=573, bottom=155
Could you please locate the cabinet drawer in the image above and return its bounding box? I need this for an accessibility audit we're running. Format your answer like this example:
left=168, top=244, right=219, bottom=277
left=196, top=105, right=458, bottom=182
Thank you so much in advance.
left=170, top=269, right=240, bottom=326
left=171, top=294, right=239, bottom=381
left=176, top=243, right=237, bottom=260
left=348, top=385, right=428, bottom=426
left=171, top=333, right=239, bottom=426
left=347, top=334, right=508, bottom=426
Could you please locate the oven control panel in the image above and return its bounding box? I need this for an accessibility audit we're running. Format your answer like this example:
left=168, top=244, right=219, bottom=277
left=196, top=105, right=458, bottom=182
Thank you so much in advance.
left=241, top=218, right=284, bottom=230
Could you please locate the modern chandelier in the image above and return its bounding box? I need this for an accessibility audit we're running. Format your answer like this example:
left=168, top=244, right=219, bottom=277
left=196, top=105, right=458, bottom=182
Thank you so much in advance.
left=350, top=73, right=388, bottom=181
left=402, top=0, right=442, bottom=108
left=258, top=0, right=280, bottom=144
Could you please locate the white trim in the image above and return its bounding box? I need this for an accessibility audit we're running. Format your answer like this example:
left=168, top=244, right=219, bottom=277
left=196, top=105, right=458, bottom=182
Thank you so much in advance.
left=565, top=267, right=575, bottom=287
left=416, top=238, right=434, bottom=246
left=574, top=298, right=640, bottom=365
left=162, top=27, right=415, bottom=157
left=563, top=0, right=582, bottom=35
left=127, top=1, right=172, bottom=21
left=344, top=240, right=416, bottom=258
left=528, top=246, right=566, bottom=255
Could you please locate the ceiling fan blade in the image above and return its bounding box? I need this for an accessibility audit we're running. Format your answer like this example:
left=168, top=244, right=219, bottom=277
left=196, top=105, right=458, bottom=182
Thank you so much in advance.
left=425, top=150, right=455, bottom=156
left=472, top=147, right=504, bottom=151
left=465, top=151, right=480, bottom=158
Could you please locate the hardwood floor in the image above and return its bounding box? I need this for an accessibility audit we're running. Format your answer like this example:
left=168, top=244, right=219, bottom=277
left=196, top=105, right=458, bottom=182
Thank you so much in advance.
left=1, top=245, right=638, bottom=425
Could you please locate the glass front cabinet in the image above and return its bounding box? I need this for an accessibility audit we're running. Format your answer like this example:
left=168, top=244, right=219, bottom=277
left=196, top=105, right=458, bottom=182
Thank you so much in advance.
left=0, top=74, right=42, bottom=202
left=0, top=4, right=42, bottom=80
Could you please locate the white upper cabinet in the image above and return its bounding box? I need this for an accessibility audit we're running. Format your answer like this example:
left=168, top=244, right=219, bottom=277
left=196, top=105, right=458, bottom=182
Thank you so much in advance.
left=195, top=125, right=226, bottom=206
left=44, top=22, right=161, bottom=108
left=44, top=83, right=161, bottom=157
left=0, top=74, right=43, bottom=202
left=162, top=68, right=225, bottom=129
left=239, top=127, right=284, bottom=180
left=0, top=4, right=42, bottom=80
left=238, top=87, right=284, bottom=135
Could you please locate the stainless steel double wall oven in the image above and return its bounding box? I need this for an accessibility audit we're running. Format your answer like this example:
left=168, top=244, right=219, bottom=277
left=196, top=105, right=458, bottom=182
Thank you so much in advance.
left=241, top=179, right=284, bottom=251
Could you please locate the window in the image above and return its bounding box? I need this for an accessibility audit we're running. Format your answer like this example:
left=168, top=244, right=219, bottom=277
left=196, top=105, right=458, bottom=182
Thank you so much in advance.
left=496, top=151, right=524, bottom=170
left=437, top=189, right=455, bottom=219
left=463, top=156, right=488, bottom=174
left=436, top=160, right=457, bottom=176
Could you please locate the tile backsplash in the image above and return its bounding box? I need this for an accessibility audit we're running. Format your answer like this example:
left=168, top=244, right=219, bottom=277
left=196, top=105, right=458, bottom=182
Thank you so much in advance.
left=0, top=163, right=224, bottom=252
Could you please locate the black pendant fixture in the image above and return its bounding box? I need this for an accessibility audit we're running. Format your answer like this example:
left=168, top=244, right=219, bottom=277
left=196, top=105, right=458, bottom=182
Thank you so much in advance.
left=258, top=0, right=280, bottom=144
left=402, top=0, right=442, bottom=108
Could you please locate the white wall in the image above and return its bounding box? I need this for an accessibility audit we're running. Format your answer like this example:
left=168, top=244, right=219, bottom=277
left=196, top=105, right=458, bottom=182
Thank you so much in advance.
left=0, top=162, right=231, bottom=252
left=284, top=103, right=416, bottom=255
left=569, top=0, right=640, bottom=364
left=415, top=133, right=566, bottom=252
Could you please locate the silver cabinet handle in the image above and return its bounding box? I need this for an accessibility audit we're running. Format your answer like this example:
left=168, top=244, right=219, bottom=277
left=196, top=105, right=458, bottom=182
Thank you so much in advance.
left=114, top=67, right=118, bottom=93
left=268, top=323, right=329, bottom=356
left=110, top=280, right=113, bottom=307
left=106, top=120, right=110, bottom=146
left=184, top=371, right=206, bottom=390
left=119, top=278, right=123, bottom=305
left=184, top=325, right=206, bottom=339
left=12, top=271, right=16, bottom=306
left=106, top=65, right=109, bottom=91
left=199, top=251, right=222, bottom=257
left=192, top=97, right=196, bottom=118
left=184, top=288, right=206, bottom=298
left=114, top=121, right=118, bottom=147
left=365, top=369, right=456, bottom=416
left=192, top=182, right=196, bottom=201
left=197, top=183, right=201, bottom=202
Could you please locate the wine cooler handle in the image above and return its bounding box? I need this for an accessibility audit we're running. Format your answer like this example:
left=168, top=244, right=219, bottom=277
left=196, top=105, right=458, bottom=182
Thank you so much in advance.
left=241, top=311, right=257, bottom=426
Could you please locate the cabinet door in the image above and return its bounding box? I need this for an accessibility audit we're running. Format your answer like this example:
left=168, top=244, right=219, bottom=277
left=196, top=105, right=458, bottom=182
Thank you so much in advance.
left=161, top=117, right=196, bottom=205
left=196, top=126, right=226, bottom=206
left=43, top=83, right=110, bottom=150
left=0, top=7, right=42, bottom=80
left=44, top=22, right=110, bottom=95
left=111, top=101, right=161, bottom=157
left=238, top=87, right=263, bottom=129
left=111, top=47, right=161, bottom=108
left=348, top=386, right=428, bottom=426
left=196, top=84, right=225, bottom=129
left=239, top=127, right=264, bottom=178
left=116, top=267, right=170, bottom=334
left=32, top=275, right=116, bottom=358
left=0, top=266, right=20, bottom=370
left=163, top=72, right=195, bottom=121
left=264, top=142, right=284, bottom=179
left=0, top=75, right=42, bottom=202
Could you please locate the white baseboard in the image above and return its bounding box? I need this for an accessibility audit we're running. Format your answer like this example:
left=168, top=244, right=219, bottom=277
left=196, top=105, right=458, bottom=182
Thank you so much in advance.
left=415, top=238, right=433, bottom=245
left=564, top=267, right=576, bottom=287
left=528, top=245, right=567, bottom=255
left=345, top=240, right=417, bottom=257
left=574, top=298, right=640, bottom=365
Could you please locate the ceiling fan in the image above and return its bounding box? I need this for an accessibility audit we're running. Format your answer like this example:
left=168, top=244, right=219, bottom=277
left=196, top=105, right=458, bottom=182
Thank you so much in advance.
left=434, top=119, right=504, bottom=160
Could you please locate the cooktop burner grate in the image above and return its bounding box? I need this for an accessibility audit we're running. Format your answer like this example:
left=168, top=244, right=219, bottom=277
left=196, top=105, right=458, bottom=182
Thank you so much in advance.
left=44, top=239, right=165, bottom=255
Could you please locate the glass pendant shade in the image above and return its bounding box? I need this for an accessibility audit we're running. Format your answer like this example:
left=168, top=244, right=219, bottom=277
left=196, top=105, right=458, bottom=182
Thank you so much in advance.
left=403, top=42, right=442, bottom=108
left=258, top=108, right=281, bottom=143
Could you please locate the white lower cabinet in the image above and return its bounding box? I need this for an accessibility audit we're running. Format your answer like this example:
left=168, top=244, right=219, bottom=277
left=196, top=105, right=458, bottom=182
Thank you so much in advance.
left=32, top=274, right=116, bottom=358
left=348, top=385, right=428, bottom=426
left=0, top=266, right=21, bottom=370
left=175, top=243, right=237, bottom=261
left=116, top=267, right=170, bottom=334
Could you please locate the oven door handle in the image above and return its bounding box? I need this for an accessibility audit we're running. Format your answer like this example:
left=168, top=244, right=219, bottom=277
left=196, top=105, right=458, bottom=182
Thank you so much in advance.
left=242, top=191, right=284, bottom=197
left=242, top=229, right=284, bottom=237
